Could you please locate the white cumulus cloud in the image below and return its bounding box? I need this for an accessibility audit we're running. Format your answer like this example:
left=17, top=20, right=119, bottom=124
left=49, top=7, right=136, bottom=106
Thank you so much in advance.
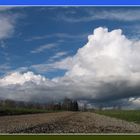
left=0, top=71, right=46, bottom=86
left=65, top=27, right=134, bottom=78
left=2, top=27, right=140, bottom=108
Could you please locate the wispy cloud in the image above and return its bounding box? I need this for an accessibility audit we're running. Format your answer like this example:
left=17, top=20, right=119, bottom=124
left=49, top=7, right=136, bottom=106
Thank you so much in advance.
left=26, top=33, right=89, bottom=42
left=30, top=51, right=70, bottom=73
left=57, top=9, right=140, bottom=22
left=0, top=7, right=14, bottom=12
left=48, top=51, right=68, bottom=62
left=0, top=63, right=12, bottom=74
left=0, top=41, right=6, bottom=48
left=31, top=43, right=58, bottom=54
left=0, top=7, right=21, bottom=40
left=0, top=15, right=15, bottom=40
left=30, top=56, right=73, bottom=74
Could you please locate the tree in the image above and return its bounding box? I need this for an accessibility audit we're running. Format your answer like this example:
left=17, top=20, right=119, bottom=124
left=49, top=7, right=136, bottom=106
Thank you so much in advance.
left=72, top=100, right=78, bottom=111
left=61, top=98, right=79, bottom=111
left=62, top=98, right=72, bottom=111
left=4, top=100, right=16, bottom=108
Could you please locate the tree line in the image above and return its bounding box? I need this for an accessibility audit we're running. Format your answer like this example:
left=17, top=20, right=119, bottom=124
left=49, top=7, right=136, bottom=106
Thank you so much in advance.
left=0, top=98, right=79, bottom=111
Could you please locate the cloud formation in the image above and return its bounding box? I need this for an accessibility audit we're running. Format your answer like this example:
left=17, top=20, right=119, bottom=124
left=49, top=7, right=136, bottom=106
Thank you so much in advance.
left=0, top=7, right=19, bottom=40
left=0, top=7, right=14, bottom=12
left=0, top=71, right=46, bottom=86
left=0, top=15, right=15, bottom=40
left=1, top=27, right=140, bottom=108
left=31, top=43, right=58, bottom=54
left=58, top=8, right=140, bottom=22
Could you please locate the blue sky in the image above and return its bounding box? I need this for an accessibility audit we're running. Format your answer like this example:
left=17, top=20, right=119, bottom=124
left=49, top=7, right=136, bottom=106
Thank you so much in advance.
left=2, top=7, right=140, bottom=107
left=1, top=7, right=140, bottom=79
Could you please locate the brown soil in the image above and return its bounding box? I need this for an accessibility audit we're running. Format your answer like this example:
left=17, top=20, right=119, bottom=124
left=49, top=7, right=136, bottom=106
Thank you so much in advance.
left=0, top=112, right=140, bottom=134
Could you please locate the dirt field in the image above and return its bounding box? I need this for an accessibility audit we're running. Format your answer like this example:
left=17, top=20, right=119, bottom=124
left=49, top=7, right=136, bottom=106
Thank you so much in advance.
left=0, top=112, right=140, bottom=133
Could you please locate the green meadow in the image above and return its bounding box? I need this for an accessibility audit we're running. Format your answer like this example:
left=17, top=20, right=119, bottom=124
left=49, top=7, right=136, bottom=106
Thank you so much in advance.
left=95, top=110, right=140, bottom=124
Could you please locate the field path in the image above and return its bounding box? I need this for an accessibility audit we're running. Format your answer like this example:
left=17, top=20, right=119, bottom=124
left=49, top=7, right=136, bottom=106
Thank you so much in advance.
left=0, top=112, right=140, bottom=133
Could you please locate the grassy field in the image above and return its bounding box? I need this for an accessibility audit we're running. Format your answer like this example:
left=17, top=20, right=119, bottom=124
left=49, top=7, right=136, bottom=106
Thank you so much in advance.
left=95, top=110, right=140, bottom=124
left=0, top=107, right=50, bottom=116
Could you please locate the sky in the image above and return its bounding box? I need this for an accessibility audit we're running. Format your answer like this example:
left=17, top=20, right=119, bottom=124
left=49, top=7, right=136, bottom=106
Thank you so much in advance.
left=1, top=7, right=140, bottom=108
